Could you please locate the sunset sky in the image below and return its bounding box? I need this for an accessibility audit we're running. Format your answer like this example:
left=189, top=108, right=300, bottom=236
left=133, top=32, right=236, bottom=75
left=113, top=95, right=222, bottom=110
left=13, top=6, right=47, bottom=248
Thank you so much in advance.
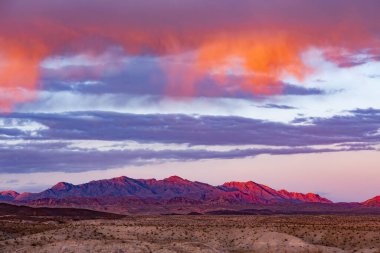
left=0, top=0, right=380, bottom=202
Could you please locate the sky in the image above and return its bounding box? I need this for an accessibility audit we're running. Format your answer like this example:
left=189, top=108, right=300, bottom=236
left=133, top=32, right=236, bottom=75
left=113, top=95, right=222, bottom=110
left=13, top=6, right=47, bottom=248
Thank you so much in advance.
left=0, top=0, right=380, bottom=202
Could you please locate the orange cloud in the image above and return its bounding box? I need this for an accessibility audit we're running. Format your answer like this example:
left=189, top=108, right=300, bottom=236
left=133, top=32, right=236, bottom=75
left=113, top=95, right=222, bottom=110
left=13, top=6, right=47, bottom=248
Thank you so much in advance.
left=0, top=0, right=379, bottom=110
left=0, top=39, right=50, bottom=111
left=196, top=33, right=311, bottom=95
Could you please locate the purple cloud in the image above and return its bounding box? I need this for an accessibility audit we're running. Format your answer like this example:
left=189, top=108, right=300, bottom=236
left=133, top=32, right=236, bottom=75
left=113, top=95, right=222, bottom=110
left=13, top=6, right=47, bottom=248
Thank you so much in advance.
left=1, top=109, right=380, bottom=147
left=40, top=57, right=327, bottom=99
left=0, top=141, right=355, bottom=173
left=0, top=109, right=379, bottom=173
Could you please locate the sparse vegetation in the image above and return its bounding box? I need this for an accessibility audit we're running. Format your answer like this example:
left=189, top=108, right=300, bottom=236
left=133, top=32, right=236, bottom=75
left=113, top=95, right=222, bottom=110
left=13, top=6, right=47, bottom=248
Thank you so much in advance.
left=0, top=215, right=379, bottom=252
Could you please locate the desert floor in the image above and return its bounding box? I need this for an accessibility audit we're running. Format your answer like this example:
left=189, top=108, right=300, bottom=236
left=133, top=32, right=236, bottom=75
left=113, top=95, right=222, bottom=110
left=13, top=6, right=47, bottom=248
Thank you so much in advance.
left=1, top=215, right=380, bottom=253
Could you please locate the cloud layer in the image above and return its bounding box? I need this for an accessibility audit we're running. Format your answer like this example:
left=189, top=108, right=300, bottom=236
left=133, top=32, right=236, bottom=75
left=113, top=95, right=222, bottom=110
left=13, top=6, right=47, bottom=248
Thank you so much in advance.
left=1, top=0, right=380, bottom=109
left=2, top=110, right=380, bottom=146
left=0, top=109, right=379, bottom=173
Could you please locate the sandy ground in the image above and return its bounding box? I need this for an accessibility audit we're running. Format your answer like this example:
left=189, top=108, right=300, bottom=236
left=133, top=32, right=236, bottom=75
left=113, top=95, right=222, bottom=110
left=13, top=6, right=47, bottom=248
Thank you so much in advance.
left=1, top=215, right=380, bottom=253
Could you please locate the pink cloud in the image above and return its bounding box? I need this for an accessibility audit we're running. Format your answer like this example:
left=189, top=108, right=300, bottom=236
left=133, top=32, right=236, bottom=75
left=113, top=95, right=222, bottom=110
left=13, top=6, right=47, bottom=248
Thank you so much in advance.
left=0, top=0, right=379, bottom=110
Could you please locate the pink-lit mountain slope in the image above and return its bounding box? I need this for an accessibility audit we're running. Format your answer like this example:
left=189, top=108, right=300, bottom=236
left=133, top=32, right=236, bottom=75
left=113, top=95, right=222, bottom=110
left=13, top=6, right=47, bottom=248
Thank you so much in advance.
left=278, top=189, right=332, bottom=203
left=0, top=191, right=19, bottom=202
left=362, top=196, right=380, bottom=207
left=1, top=176, right=332, bottom=205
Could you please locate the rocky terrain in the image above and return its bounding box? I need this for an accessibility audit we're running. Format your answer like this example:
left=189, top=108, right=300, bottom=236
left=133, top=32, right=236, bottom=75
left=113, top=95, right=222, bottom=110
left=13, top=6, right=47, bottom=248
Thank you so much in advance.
left=0, top=208, right=379, bottom=253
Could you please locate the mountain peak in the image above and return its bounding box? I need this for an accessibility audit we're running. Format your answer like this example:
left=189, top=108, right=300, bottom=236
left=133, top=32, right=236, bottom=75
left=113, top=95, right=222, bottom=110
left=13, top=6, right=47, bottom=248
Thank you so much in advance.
left=110, top=176, right=130, bottom=183
left=164, top=176, right=188, bottom=183
left=0, top=190, right=19, bottom=197
left=51, top=182, right=75, bottom=191
left=0, top=190, right=20, bottom=201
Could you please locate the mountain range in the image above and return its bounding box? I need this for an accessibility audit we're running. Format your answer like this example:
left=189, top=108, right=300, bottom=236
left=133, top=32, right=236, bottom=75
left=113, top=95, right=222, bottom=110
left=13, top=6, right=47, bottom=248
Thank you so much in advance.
left=0, top=176, right=378, bottom=214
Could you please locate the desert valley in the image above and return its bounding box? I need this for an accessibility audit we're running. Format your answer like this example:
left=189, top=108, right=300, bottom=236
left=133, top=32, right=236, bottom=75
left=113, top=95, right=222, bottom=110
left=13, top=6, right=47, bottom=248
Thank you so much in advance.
left=0, top=204, right=380, bottom=253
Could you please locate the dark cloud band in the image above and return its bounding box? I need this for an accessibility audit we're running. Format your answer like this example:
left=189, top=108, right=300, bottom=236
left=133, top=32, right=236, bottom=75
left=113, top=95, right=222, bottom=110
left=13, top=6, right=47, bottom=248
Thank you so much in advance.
left=2, top=110, right=380, bottom=146
left=0, top=109, right=379, bottom=173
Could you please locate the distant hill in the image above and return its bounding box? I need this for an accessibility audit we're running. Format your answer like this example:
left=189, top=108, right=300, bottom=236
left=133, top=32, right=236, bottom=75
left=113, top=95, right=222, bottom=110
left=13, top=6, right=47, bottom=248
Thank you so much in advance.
left=0, top=202, right=124, bottom=219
